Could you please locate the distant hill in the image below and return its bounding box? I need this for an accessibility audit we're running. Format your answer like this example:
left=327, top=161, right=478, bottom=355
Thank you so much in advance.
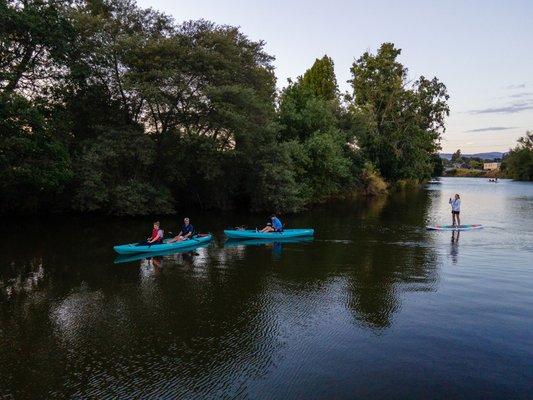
left=440, top=152, right=505, bottom=161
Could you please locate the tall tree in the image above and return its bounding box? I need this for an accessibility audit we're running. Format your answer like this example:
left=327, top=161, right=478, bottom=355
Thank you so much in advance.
left=504, top=132, right=533, bottom=181
left=451, top=149, right=462, bottom=163
left=350, top=43, right=449, bottom=181
left=300, top=55, right=338, bottom=101
left=0, top=0, right=73, bottom=96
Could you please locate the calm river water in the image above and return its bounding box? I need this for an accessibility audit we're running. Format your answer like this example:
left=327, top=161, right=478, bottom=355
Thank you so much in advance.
left=0, top=178, right=532, bottom=399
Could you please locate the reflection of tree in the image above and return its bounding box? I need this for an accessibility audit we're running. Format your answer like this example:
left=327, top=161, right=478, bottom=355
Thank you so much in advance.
left=0, top=258, right=45, bottom=298
left=0, top=195, right=442, bottom=397
left=345, top=189, right=439, bottom=330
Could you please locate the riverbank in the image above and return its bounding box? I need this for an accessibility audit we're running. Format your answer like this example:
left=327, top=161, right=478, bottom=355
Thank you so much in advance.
left=444, top=168, right=504, bottom=178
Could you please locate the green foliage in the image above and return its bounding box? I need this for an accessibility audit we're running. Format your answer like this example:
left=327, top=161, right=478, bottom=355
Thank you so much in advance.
left=0, top=94, right=73, bottom=213
left=72, top=129, right=174, bottom=215
left=451, top=149, right=462, bottom=163
left=0, top=0, right=74, bottom=95
left=278, top=82, right=337, bottom=142
left=300, top=55, right=339, bottom=101
left=0, top=1, right=450, bottom=215
left=276, top=55, right=360, bottom=207
left=431, top=154, right=444, bottom=176
left=349, top=43, right=449, bottom=181
left=358, top=162, right=387, bottom=196
left=505, top=132, right=533, bottom=181
left=249, top=142, right=305, bottom=213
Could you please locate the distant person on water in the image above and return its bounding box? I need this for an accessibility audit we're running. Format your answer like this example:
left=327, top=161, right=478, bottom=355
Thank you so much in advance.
left=449, top=194, right=461, bottom=227
left=137, top=221, right=164, bottom=246
left=260, top=214, right=283, bottom=233
left=169, top=217, right=194, bottom=242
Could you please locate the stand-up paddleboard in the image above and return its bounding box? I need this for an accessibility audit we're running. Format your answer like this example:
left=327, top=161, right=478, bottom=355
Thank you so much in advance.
left=426, top=224, right=483, bottom=231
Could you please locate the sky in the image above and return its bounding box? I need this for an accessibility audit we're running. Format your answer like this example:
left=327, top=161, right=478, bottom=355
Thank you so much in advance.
left=137, top=0, right=533, bottom=153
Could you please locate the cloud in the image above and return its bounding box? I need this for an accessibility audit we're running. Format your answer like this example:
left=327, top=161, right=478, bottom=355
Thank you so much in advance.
left=465, top=127, right=516, bottom=132
left=508, top=92, right=533, bottom=98
left=469, top=103, right=533, bottom=114
left=503, top=83, right=526, bottom=89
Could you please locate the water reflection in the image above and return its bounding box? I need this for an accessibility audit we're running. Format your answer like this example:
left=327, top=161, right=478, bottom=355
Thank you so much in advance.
left=3, top=179, right=530, bottom=398
left=450, top=231, right=460, bottom=264
left=224, top=237, right=314, bottom=260
left=346, top=189, right=439, bottom=330
left=0, top=258, right=45, bottom=298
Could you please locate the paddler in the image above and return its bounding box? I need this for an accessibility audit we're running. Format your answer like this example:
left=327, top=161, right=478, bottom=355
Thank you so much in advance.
left=169, top=217, right=194, bottom=242
left=137, top=221, right=164, bottom=246
left=260, top=214, right=283, bottom=233
left=449, top=194, right=461, bottom=227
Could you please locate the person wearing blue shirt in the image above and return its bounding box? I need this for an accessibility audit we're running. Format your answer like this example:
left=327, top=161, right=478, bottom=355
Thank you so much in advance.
left=260, top=214, right=283, bottom=233
left=169, top=217, right=195, bottom=242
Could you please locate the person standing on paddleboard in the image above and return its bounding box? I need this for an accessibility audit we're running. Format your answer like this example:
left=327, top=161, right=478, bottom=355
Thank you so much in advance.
left=449, top=194, right=461, bottom=227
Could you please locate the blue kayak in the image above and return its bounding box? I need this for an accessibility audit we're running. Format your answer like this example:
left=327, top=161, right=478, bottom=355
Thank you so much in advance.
left=115, top=243, right=210, bottom=264
left=224, top=229, right=314, bottom=239
left=426, top=224, right=483, bottom=231
left=113, top=234, right=212, bottom=254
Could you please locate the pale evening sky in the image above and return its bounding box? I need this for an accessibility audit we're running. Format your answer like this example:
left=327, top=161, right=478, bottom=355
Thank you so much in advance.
left=137, top=0, right=533, bottom=153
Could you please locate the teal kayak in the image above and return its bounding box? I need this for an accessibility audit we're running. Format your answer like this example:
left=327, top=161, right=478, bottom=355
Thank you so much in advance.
left=114, top=243, right=210, bottom=264
left=224, top=236, right=314, bottom=248
left=224, top=229, right=314, bottom=239
left=426, top=224, right=483, bottom=231
left=113, top=234, right=212, bottom=254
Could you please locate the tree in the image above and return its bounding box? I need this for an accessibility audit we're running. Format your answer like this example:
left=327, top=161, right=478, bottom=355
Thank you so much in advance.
left=72, top=127, right=174, bottom=215
left=0, top=0, right=73, bottom=96
left=349, top=43, right=449, bottom=181
left=0, top=94, right=73, bottom=213
left=451, top=149, right=462, bottom=163
left=431, top=154, right=444, bottom=176
left=300, top=55, right=338, bottom=101
left=276, top=56, right=360, bottom=206
left=505, top=132, right=533, bottom=181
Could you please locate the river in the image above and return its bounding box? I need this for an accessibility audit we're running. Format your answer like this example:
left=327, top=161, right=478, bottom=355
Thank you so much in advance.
left=1, top=177, right=532, bottom=399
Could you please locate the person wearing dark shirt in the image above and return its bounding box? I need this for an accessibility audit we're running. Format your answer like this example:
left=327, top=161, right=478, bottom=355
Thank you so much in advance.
left=169, top=217, right=194, bottom=242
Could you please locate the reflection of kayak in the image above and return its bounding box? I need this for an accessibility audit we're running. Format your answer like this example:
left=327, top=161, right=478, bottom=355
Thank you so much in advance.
left=113, top=234, right=212, bottom=254
left=223, top=229, right=314, bottom=239
left=224, top=236, right=314, bottom=248
left=426, top=224, right=483, bottom=231
left=114, top=243, right=210, bottom=264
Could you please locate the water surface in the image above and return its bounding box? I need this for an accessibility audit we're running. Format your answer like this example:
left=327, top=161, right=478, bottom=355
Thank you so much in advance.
left=1, top=178, right=532, bottom=399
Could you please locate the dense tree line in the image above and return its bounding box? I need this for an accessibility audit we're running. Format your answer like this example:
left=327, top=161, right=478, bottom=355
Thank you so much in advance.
left=0, top=0, right=449, bottom=215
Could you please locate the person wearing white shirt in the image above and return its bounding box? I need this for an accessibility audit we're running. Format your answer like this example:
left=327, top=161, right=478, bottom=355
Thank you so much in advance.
left=449, top=194, right=461, bottom=227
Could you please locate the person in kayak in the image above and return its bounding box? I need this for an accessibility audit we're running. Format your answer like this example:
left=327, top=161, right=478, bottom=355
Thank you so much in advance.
left=137, top=221, right=164, bottom=246
left=260, top=214, right=283, bottom=233
left=449, top=194, right=461, bottom=227
left=169, top=217, right=194, bottom=242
